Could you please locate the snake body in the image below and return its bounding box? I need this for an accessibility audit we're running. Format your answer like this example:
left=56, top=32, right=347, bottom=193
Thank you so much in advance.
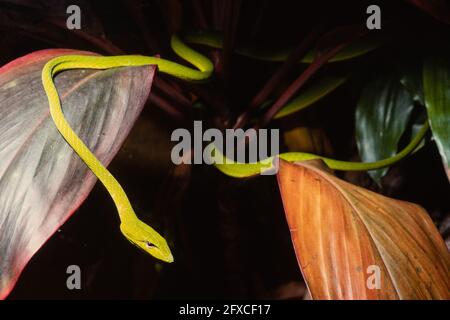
left=42, top=35, right=212, bottom=263
left=212, top=122, right=429, bottom=178
left=41, top=33, right=427, bottom=263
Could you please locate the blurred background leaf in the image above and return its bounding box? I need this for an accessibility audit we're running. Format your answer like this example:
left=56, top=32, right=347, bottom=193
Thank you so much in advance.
left=274, top=76, right=346, bottom=119
left=424, top=56, right=450, bottom=181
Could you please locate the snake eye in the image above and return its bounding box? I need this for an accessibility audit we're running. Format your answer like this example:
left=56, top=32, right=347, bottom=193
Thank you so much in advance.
left=145, top=241, right=156, bottom=248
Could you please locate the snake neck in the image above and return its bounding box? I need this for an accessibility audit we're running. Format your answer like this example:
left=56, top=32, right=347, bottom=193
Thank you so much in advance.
left=116, top=202, right=139, bottom=224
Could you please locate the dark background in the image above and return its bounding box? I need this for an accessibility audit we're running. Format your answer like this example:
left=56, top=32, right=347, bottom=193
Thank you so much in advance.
left=0, top=0, right=449, bottom=299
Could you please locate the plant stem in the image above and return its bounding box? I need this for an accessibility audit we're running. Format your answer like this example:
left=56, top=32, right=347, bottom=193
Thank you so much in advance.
left=233, top=26, right=321, bottom=129
left=149, top=92, right=185, bottom=121
left=259, top=43, right=348, bottom=128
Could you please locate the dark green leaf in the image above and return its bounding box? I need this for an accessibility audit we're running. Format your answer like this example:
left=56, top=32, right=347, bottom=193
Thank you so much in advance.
left=423, top=56, right=450, bottom=180
left=410, top=111, right=428, bottom=154
left=400, top=66, right=425, bottom=105
left=356, top=74, right=415, bottom=184
left=274, top=76, right=346, bottom=119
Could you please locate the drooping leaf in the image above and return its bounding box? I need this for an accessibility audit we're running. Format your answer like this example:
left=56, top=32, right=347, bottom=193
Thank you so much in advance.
left=423, top=56, right=450, bottom=181
left=0, top=49, right=155, bottom=299
left=274, top=77, right=346, bottom=119
left=277, top=159, right=450, bottom=300
left=356, top=74, right=415, bottom=184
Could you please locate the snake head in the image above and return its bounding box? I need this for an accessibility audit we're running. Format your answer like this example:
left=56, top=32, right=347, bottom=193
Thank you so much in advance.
left=120, top=220, right=174, bottom=263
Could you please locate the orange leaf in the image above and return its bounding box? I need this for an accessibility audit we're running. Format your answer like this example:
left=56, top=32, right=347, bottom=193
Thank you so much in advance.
left=277, top=159, right=450, bottom=299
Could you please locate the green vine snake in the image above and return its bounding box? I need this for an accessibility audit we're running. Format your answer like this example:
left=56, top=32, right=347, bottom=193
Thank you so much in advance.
left=41, top=32, right=428, bottom=263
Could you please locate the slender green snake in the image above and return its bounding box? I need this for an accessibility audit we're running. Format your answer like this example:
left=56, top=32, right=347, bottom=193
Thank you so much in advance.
left=41, top=33, right=427, bottom=263
left=42, top=35, right=213, bottom=263
left=212, top=122, right=429, bottom=178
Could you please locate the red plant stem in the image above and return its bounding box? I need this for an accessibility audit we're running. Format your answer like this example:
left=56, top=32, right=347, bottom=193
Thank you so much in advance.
left=258, top=31, right=365, bottom=128
left=212, top=0, right=225, bottom=31
left=64, top=29, right=124, bottom=55
left=43, top=20, right=125, bottom=55
left=127, top=0, right=161, bottom=54
left=192, top=0, right=209, bottom=29
left=251, top=28, right=320, bottom=109
left=233, top=27, right=321, bottom=129
left=210, top=0, right=226, bottom=78
left=149, top=92, right=184, bottom=121
left=126, top=1, right=193, bottom=112
left=222, top=0, right=241, bottom=85
left=182, top=82, right=228, bottom=118
left=258, top=47, right=342, bottom=127
left=153, top=77, right=192, bottom=109
left=162, top=0, right=183, bottom=35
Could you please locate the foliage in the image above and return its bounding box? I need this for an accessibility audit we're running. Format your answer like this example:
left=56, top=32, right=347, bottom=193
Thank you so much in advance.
left=0, top=0, right=449, bottom=299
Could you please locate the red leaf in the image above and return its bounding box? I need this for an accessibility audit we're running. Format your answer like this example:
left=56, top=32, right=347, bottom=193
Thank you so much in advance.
left=0, top=49, right=155, bottom=299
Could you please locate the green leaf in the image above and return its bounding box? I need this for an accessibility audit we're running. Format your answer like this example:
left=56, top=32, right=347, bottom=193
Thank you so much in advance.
left=302, top=34, right=383, bottom=64
left=274, top=76, right=346, bottom=119
left=400, top=66, right=425, bottom=105
left=409, top=111, right=428, bottom=154
left=356, top=74, right=415, bottom=184
left=184, top=30, right=383, bottom=64
left=423, top=56, right=450, bottom=180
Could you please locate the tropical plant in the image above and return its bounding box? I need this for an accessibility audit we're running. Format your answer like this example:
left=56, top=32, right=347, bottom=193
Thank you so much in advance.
left=0, top=0, right=448, bottom=299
